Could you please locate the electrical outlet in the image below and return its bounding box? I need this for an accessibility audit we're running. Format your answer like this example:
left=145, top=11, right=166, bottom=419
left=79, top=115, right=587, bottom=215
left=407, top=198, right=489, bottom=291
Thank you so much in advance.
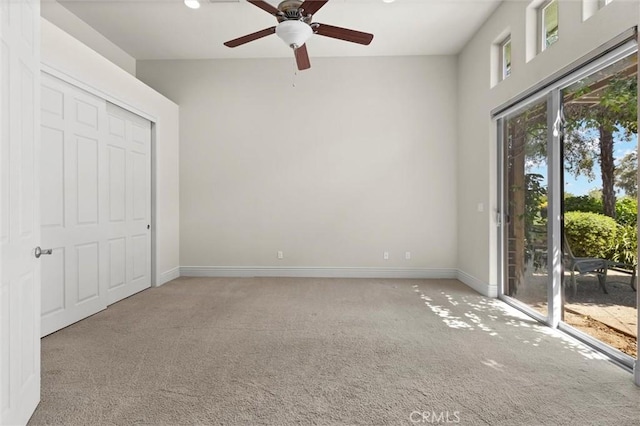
left=277, top=251, right=284, bottom=260
left=383, top=251, right=389, bottom=260
left=405, top=251, right=411, bottom=260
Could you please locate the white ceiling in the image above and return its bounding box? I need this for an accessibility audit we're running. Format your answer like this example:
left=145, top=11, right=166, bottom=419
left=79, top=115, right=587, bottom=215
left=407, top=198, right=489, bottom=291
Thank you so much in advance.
left=54, top=0, right=503, bottom=60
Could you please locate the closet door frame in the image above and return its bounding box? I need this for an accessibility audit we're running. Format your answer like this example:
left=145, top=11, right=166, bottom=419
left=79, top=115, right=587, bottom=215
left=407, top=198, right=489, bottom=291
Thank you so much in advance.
left=40, top=64, right=159, bottom=293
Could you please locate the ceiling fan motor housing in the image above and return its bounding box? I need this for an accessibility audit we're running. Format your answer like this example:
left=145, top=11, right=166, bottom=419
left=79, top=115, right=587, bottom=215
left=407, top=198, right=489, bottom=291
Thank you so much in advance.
left=277, top=0, right=312, bottom=23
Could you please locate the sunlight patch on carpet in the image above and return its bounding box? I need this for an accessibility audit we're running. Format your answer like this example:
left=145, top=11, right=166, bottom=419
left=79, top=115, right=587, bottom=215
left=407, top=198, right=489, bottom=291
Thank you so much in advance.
left=412, top=284, right=610, bottom=361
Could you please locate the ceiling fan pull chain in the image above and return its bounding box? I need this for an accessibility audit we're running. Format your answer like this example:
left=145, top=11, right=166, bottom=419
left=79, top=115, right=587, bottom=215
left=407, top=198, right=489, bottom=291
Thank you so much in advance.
left=292, top=61, right=298, bottom=88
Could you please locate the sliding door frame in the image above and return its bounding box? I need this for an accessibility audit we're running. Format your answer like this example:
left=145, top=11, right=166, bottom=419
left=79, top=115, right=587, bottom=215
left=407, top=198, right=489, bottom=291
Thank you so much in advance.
left=546, top=89, right=563, bottom=329
left=495, top=32, right=638, bottom=373
left=496, top=91, right=553, bottom=327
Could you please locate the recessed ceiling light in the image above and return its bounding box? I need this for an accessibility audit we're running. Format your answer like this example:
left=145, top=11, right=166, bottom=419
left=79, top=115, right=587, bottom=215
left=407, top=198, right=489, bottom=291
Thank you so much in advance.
left=382, top=0, right=396, bottom=3
left=184, top=0, right=201, bottom=9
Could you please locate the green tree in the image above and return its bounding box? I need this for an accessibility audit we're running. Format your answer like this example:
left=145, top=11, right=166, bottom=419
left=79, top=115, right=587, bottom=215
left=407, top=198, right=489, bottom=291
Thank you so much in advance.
left=615, top=197, right=638, bottom=226
left=588, top=189, right=603, bottom=200
left=615, top=151, right=637, bottom=197
left=521, top=59, right=637, bottom=219
left=563, top=70, right=637, bottom=218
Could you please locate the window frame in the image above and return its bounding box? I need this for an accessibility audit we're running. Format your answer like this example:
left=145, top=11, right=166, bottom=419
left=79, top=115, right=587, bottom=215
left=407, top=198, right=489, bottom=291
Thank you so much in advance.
left=598, top=0, right=612, bottom=8
left=539, top=0, right=559, bottom=53
left=500, top=36, right=512, bottom=80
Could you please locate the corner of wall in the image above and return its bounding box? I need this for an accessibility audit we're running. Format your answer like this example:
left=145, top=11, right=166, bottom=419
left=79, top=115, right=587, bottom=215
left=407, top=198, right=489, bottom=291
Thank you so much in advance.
left=457, top=270, right=497, bottom=297
left=41, top=1, right=137, bottom=76
left=157, top=267, right=181, bottom=287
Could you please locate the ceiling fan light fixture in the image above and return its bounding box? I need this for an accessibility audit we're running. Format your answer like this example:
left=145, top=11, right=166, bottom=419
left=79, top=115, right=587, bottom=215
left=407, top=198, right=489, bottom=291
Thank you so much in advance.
left=184, top=0, right=200, bottom=9
left=275, top=20, right=313, bottom=49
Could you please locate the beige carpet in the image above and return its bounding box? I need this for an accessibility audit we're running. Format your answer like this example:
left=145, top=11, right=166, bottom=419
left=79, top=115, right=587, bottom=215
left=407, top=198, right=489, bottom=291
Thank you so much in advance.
left=28, top=277, right=639, bottom=425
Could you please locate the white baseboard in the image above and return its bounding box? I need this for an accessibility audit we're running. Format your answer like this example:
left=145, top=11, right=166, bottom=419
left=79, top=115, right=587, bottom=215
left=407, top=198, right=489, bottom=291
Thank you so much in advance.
left=170, top=267, right=497, bottom=297
left=156, top=266, right=180, bottom=287
left=180, top=266, right=458, bottom=280
left=457, top=270, right=497, bottom=297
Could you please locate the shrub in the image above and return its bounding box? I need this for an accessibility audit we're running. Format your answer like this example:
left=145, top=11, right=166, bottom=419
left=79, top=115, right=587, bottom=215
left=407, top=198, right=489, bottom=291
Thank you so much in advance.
left=564, top=195, right=637, bottom=226
left=564, top=195, right=603, bottom=215
left=564, top=211, right=618, bottom=258
left=615, top=197, right=637, bottom=226
left=610, top=224, right=638, bottom=266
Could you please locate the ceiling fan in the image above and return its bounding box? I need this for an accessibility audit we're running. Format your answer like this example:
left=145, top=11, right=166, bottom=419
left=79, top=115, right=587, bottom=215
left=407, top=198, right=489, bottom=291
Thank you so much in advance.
left=223, top=0, right=374, bottom=71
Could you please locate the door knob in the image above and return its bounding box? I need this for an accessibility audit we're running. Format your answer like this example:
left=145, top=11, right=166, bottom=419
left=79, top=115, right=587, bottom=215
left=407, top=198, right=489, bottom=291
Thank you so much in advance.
left=35, top=247, right=53, bottom=259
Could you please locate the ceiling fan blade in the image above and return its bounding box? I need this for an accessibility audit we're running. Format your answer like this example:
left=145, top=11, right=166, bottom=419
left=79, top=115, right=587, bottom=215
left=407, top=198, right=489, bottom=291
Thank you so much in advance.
left=224, top=27, right=276, bottom=48
left=299, top=0, right=329, bottom=16
left=247, top=0, right=280, bottom=16
left=314, top=23, right=374, bottom=45
left=294, top=44, right=311, bottom=71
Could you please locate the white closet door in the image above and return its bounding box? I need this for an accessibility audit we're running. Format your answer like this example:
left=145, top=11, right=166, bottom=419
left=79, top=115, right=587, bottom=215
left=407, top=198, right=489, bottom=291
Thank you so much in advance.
left=0, top=0, right=41, bottom=424
left=40, top=73, right=108, bottom=337
left=40, top=77, right=152, bottom=336
left=105, top=103, right=151, bottom=305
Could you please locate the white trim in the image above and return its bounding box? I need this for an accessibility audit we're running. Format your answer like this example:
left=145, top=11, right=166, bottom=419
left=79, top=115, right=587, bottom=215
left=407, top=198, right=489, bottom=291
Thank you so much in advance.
left=456, top=270, right=497, bottom=297
left=157, top=267, right=180, bottom=287
left=40, top=62, right=157, bottom=122
left=180, top=266, right=457, bottom=280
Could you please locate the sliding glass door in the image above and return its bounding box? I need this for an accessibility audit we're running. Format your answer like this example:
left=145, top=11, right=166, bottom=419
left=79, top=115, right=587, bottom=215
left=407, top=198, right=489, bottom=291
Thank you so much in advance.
left=498, top=39, right=638, bottom=365
left=560, top=53, right=637, bottom=359
left=502, top=99, right=549, bottom=318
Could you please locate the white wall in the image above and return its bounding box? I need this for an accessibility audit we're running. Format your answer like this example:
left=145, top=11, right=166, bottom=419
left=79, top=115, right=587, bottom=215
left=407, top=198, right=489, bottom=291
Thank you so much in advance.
left=137, top=56, right=458, bottom=277
left=41, top=1, right=136, bottom=76
left=41, top=18, right=180, bottom=286
left=457, top=0, right=640, bottom=296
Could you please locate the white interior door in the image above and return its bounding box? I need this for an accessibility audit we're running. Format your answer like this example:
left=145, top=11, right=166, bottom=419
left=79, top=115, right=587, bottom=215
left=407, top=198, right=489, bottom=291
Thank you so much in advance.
left=0, top=0, right=41, bottom=424
left=40, top=73, right=108, bottom=337
left=105, top=103, right=151, bottom=305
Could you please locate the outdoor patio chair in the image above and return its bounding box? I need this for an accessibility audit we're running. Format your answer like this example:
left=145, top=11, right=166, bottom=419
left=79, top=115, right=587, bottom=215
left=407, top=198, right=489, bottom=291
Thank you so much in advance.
left=563, top=235, right=608, bottom=296
left=605, top=260, right=637, bottom=292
